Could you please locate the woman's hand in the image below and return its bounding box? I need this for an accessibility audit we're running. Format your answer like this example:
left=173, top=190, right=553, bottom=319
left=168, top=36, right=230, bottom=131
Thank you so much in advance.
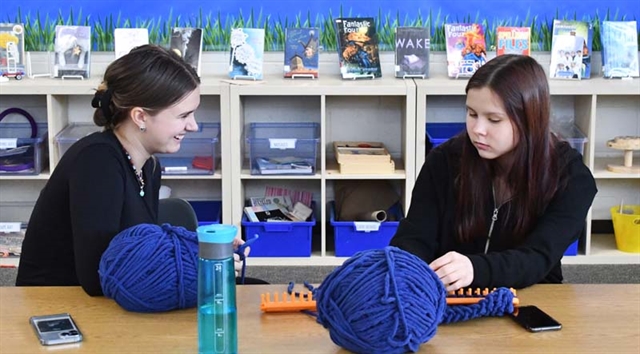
left=233, top=238, right=250, bottom=278
left=429, top=251, right=474, bottom=291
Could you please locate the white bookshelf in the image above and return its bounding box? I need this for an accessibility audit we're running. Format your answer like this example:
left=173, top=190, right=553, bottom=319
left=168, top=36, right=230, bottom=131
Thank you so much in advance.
left=0, top=51, right=638, bottom=267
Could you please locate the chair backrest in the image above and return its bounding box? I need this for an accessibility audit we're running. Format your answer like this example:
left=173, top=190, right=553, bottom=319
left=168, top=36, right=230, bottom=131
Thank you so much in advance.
left=158, top=198, right=199, bottom=232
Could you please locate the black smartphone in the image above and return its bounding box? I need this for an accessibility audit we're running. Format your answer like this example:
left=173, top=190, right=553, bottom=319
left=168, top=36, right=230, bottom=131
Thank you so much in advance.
left=509, top=305, right=562, bottom=332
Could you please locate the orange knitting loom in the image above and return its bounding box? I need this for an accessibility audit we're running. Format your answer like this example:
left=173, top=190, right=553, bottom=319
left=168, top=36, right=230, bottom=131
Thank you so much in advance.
left=260, top=287, right=519, bottom=313
left=446, top=287, right=519, bottom=305
left=260, top=291, right=317, bottom=313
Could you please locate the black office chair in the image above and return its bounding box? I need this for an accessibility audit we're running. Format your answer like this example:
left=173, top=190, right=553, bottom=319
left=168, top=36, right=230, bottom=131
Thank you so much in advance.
left=158, top=198, right=199, bottom=232
left=157, top=198, right=269, bottom=285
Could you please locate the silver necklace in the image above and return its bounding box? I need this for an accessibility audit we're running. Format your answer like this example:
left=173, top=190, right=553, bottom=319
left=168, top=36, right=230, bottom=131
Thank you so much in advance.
left=123, top=149, right=145, bottom=197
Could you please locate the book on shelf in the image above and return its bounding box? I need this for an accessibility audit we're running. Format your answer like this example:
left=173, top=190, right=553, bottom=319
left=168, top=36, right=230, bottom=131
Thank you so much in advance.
left=264, top=186, right=314, bottom=208
left=255, top=156, right=313, bottom=175
left=284, top=27, right=319, bottom=78
left=495, top=26, right=530, bottom=56
left=334, top=17, right=382, bottom=79
left=549, top=34, right=584, bottom=80
left=287, top=202, right=313, bottom=222
left=333, top=141, right=391, bottom=164
left=114, top=28, right=149, bottom=60
left=444, top=23, right=487, bottom=79
left=53, top=25, right=91, bottom=79
left=170, top=27, right=203, bottom=76
left=229, top=28, right=265, bottom=80
left=0, top=23, right=25, bottom=75
left=244, top=202, right=312, bottom=223
left=601, top=21, right=639, bottom=79
left=250, top=195, right=294, bottom=211
left=243, top=204, right=291, bottom=222
left=551, top=20, right=593, bottom=79
left=394, top=27, right=430, bottom=78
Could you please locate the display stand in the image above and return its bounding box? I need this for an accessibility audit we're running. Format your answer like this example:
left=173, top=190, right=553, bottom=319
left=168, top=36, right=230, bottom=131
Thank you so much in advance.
left=232, top=75, right=258, bottom=81
left=402, top=74, right=426, bottom=79
left=291, top=74, right=316, bottom=80
left=26, top=52, right=52, bottom=79
left=349, top=74, right=376, bottom=80
left=454, top=72, right=473, bottom=79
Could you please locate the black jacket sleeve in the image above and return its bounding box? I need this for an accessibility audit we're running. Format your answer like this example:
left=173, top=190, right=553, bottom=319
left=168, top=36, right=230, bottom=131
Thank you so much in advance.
left=68, top=145, right=126, bottom=296
left=468, top=156, right=597, bottom=289
left=390, top=149, right=448, bottom=263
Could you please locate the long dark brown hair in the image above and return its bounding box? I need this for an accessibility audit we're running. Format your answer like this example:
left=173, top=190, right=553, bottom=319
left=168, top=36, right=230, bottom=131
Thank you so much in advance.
left=456, top=54, right=560, bottom=244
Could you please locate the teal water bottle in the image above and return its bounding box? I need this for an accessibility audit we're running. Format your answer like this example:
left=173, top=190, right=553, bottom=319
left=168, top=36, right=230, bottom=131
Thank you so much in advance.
left=197, top=224, right=238, bottom=354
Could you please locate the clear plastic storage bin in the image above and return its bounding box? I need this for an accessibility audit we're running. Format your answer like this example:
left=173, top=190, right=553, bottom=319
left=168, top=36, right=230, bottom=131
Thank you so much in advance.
left=553, top=124, right=588, bottom=155
left=0, top=122, right=48, bottom=175
left=246, top=122, right=320, bottom=175
left=55, top=123, right=101, bottom=159
left=156, top=123, right=220, bottom=175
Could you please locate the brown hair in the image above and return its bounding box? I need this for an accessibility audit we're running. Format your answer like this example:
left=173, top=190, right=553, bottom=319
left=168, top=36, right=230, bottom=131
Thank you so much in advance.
left=93, top=44, right=200, bottom=129
left=456, top=54, right=560, bottom=244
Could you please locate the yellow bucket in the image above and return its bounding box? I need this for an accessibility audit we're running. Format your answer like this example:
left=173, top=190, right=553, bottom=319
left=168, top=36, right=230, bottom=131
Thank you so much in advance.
left=610, top=205, right=640, bottom=253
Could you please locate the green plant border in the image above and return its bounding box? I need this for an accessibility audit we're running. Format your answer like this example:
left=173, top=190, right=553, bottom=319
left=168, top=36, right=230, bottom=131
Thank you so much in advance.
left=7, top=6, right=639, bottom=52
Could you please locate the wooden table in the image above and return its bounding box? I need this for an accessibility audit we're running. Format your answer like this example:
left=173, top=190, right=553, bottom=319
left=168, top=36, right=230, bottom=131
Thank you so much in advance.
left=1, top=284, right=639, bottom=353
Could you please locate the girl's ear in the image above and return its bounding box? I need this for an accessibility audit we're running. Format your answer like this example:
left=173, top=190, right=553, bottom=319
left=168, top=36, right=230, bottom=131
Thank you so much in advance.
left=130, top=107, right=147, bottom=130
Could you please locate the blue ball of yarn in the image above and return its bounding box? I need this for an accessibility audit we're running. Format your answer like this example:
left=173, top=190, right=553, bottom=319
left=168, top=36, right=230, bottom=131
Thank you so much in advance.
left=315, top=246, right=447, bottom=354
left=99, top=223, right=199, bottom=312
left=315, top=246, right=515, bottom=354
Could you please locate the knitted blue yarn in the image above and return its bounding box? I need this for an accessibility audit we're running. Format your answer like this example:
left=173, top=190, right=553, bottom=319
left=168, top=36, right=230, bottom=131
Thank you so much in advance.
left=315, top=246, right=515, bottom=354
left=99, top=223, right=199, bottom=313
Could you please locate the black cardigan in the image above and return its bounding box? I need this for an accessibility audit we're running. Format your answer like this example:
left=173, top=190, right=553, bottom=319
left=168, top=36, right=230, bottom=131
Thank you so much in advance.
left=390, top=136, right=597, bottom=289
left=16, top=130, right=161, bottom=295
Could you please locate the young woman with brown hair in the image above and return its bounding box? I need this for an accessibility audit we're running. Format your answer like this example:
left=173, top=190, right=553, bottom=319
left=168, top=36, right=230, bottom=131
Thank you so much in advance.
left=391, top=54, right=597, bottom=291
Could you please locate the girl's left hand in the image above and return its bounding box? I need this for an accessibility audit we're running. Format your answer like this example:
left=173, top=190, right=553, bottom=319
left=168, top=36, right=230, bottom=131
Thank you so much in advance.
left=429, top=251, right=474, bottom=291
left=232, top=238, right=250, bottom=277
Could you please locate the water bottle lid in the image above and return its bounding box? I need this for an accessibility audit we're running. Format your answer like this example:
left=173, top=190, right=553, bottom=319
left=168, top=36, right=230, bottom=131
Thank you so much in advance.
left=197, top=224, right=237, bottom=244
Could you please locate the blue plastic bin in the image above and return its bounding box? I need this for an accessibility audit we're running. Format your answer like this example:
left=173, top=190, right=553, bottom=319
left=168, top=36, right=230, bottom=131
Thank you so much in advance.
left=188, top=200, right=222, bottom=226
left=562, top=222, right=584, bottom=256
left=564, top=240, right=579, bottom=256
left=330, top=201, right=404, bottom=257
left=241, top=202, right=316, bottom=257
left=426, top=122, right=466, bottom=149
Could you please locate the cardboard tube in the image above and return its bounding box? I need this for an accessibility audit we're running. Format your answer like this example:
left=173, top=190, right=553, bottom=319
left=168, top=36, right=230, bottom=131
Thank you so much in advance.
left=355, top=210, right=387, bottom=222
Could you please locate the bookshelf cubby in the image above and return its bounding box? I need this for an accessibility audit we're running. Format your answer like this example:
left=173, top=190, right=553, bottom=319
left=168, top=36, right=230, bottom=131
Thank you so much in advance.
left=228, top=72, right=416, bottom=264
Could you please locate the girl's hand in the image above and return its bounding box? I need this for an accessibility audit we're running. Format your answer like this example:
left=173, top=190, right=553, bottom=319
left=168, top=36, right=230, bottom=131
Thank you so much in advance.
left=233, top=238, right=250, bottom=277
left=429, top=251, right=474, bottom=291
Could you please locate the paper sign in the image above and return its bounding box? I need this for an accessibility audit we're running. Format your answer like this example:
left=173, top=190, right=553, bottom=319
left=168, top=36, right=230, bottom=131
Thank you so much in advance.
left=354, top=222, right=381, bottom=232
left=269, top=139, right=296, bottom=150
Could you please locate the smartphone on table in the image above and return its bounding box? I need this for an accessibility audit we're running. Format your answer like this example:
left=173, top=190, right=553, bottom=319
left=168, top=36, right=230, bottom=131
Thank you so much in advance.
left=509, top=305, right=562, bottom=332
left=29, top=313, right=83, bottom=345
